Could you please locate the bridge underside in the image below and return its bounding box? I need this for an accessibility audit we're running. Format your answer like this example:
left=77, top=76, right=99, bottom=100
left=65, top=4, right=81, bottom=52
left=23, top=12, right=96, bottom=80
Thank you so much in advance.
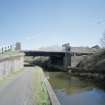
left=23, top=50, right=94, bottom=70
left=50, top=55, right=64, bottom=65
left=24, top=50, right=65, bottom=56
left=24, top=50, right=71, bottom=70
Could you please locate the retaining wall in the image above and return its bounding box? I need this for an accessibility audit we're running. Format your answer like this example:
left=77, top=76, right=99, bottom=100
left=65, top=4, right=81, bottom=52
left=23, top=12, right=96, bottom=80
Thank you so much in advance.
left=0, top=52, right=24, bottom=77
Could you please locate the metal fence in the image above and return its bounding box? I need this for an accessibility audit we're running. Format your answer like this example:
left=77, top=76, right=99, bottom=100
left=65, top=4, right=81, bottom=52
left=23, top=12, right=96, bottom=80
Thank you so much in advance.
left=0, top=44, right=16, bottom=54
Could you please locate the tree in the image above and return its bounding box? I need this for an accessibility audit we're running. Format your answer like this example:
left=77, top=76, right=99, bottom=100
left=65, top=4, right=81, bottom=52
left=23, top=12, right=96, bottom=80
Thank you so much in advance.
left=100, top=32, right=105, bottom=48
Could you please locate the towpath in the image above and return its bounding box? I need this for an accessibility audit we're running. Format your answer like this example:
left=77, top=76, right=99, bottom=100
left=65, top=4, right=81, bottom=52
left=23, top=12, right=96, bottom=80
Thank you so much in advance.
left=0, top=67, right=36, bottom=105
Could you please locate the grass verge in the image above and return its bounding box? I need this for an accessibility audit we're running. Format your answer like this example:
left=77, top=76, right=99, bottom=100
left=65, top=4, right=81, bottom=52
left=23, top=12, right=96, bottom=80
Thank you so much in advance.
left=32, top=66, right=51, bottom=105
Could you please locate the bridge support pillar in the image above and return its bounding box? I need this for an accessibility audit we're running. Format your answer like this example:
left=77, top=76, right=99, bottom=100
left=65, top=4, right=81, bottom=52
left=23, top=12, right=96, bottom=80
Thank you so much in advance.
left=62, top=43, right=71, bottom=70
left=63, top=53, right=71, bottom=70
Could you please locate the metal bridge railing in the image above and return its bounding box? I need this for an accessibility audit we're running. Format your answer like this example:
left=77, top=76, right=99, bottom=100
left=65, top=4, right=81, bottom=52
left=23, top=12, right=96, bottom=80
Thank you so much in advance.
left=0, top=44, right=16, bottom=55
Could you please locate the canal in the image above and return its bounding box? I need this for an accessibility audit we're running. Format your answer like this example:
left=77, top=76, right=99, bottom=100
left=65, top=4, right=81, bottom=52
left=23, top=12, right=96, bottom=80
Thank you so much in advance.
left=45, top=71, right=105, bottom=105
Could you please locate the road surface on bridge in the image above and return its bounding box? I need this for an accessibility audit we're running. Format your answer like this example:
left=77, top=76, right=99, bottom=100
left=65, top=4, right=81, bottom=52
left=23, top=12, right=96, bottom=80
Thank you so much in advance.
left=0, top=68, right=36, bottom=105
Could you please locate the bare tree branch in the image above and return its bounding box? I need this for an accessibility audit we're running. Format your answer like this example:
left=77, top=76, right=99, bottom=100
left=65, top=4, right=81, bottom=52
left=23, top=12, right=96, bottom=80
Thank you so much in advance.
left=100, top=32, right=105, bottom=48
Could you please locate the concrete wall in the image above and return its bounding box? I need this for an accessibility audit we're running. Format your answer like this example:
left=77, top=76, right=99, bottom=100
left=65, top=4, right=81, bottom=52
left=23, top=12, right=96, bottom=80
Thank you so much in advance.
left=0, top=53, right=24, bottom=77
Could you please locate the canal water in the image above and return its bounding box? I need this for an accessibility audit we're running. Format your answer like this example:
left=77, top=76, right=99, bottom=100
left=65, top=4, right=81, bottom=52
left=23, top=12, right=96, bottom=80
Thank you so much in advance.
left=45, top=71, right=105, bottom=105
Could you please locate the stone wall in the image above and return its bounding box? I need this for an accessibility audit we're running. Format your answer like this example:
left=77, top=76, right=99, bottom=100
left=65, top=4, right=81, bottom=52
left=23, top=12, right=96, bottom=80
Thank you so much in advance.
left=0, top=53, right=24, bottom=77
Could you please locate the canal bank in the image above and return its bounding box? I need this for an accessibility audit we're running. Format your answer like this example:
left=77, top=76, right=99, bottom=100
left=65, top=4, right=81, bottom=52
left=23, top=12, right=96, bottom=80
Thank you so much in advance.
left=45, top=70, right=105, bottom=105
left=32, top=66, right=61, bottom=105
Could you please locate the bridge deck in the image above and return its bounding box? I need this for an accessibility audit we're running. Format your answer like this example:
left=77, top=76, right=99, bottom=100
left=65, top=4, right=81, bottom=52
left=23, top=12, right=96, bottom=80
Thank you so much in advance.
left=23, top=50, right=67, bottom=56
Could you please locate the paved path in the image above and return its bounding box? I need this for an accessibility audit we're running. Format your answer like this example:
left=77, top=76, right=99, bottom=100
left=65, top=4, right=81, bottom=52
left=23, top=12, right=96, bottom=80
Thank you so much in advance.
left=0, top=68, right=36, bottom=105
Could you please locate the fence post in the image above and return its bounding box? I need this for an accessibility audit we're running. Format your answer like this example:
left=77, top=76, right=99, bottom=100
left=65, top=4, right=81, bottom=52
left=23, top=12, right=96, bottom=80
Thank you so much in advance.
left=2, top=47, right=3, bottom=54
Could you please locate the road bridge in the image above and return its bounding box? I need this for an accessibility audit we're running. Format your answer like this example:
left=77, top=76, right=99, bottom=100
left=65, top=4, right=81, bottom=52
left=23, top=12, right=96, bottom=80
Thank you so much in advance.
left=24, top=50, right=66, bottom=56
left=23, top=50, right=71, bottom=69
left=23, top=48, right=96, bottom=70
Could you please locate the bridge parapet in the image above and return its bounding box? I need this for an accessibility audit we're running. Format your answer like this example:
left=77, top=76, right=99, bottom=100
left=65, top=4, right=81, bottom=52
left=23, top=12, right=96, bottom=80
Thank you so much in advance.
left=0, top=42, right=21, bottom=55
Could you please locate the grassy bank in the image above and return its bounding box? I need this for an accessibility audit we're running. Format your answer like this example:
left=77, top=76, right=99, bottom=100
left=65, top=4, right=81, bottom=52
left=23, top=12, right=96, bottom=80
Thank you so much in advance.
left=32, top=66, right=51, bottom=105
left=77, top=49, right=105, bottom=71
left=75, top=49, right=105, bottom=80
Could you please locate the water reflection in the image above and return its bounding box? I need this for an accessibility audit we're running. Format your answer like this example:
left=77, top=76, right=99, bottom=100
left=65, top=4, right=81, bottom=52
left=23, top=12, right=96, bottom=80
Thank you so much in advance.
left=47, top=72, right=105, bottom=105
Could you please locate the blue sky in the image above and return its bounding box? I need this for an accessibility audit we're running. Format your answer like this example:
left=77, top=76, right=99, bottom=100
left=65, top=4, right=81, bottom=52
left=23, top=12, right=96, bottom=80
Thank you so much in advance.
left=0, top=0, right=105, bottom=49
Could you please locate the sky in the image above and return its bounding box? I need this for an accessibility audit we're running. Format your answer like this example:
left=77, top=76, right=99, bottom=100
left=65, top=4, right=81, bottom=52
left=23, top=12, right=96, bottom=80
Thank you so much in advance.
left=0, top=0, right=105, bottom=49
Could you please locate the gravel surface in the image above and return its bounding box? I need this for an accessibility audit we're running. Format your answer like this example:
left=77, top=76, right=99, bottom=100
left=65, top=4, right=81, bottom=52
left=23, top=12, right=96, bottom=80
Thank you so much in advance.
left=0, top=68, right=36, bottom=105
